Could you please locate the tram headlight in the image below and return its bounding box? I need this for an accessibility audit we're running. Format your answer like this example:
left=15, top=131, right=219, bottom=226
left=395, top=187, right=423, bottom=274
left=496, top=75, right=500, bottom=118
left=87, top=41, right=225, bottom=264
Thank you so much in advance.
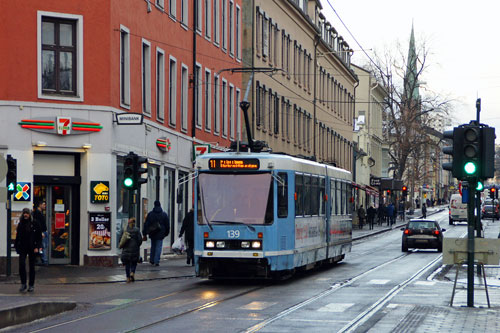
left=216, top=241, right=226, bottom=248
left=205, top=240, right=215, bottom=248
left=241, top=241, right=250, bottom=248
left=251, top=241, right=261, bottom=249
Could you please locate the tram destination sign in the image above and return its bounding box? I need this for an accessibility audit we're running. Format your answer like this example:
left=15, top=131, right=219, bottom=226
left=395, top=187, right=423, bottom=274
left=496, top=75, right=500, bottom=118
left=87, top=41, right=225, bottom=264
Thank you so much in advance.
left=209, top=158, right=260, bottom=170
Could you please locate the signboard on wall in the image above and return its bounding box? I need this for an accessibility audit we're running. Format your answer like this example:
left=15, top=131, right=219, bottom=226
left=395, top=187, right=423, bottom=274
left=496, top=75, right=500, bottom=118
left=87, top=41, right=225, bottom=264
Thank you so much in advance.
left=13, top=182, right=31, bottom=201
left=89, top=212, right=111, bottom=250
left=90, top=181, right=110, bottom=203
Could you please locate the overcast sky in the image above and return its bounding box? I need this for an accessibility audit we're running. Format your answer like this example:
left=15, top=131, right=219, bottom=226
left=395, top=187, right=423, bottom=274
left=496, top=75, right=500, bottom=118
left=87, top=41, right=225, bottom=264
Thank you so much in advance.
left=320, top=0, right=500, bottom=142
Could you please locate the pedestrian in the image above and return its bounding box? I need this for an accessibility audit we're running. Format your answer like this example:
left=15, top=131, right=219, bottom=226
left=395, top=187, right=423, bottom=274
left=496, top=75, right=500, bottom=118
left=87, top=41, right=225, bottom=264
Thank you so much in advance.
left=142, top=200, right=170, bottom=266
left=398, top=201, right=405, bottom=221
left=367, top=204, right=376, bottom=230
left=386, top=202, right=394, bottom=226
left=14, top=208, right=42, bottom=292
left=377, top=204, right=384, bottom=226
left=179, top=209, right=194, bottom=266
left=357, top=205, right=366, bottom=229
left=32, top=201, right=48, bottom=265
left=422, top=203, right=427, bottom=218
left=120, top=217, right=142, bottom=283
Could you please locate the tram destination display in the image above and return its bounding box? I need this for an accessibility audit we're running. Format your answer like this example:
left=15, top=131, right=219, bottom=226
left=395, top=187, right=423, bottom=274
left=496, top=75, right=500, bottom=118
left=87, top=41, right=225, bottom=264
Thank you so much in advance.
left=208, top=158, right=260, bottom=170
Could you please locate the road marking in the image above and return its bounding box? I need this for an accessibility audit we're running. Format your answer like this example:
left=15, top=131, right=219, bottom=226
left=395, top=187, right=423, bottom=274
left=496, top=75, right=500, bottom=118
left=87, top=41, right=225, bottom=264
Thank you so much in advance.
left=368, top=279, right=390, bottom=285
left=317, top=303, right=354, bottom=312
left=239, top=301, right=277, bottom=310
left=97, top=299, right=137, bottom=306
left=414, top=281, right=436, bottom=286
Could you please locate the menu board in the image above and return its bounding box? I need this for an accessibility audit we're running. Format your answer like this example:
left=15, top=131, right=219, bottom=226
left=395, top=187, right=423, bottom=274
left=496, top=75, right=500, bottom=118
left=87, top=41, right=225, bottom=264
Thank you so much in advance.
left=88, top=212, right=111, bottom=250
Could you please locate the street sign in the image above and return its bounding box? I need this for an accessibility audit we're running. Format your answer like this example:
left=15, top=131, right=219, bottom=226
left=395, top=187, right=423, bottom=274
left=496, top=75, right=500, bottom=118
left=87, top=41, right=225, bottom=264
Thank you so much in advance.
left=370, top=176, right=381, bottom=187
left=193, top=144, right=211, bottom=160
left=115, top=113, right=144, bottom=125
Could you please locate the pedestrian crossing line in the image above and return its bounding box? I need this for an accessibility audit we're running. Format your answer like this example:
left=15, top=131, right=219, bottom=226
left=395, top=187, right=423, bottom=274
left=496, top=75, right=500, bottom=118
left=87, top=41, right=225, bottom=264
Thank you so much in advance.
left=414, top=281, right=436, bottom=286
left=367, top=279, right=390, bottom=285
left=97, top=298, right=138, bottom=306
left=317, top=303, right=354, bottom=312
left=239, top=301, right=277, bottom=310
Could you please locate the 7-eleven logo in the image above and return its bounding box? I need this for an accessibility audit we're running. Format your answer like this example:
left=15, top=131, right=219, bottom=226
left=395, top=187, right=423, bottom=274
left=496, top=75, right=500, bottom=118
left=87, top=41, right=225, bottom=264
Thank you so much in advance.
left=193, top=144, right=211, bottom=160
left=57, top=117, right=72, bottom=135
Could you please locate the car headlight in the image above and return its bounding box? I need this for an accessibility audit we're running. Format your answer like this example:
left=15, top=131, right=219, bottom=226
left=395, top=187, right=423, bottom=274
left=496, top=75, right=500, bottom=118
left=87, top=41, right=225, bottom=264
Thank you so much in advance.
left=251, top=241, right=261, bottom=249
left=241, top=241, right=250, bottom=248
left=216, top=241, right=226, bottom=248
left=205, top=241, right=215, bottom=248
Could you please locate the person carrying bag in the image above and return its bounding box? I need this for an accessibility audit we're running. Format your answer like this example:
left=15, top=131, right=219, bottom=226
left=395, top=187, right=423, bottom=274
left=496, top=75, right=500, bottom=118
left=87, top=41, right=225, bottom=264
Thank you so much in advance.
left=120, top=218, right=142, bottom=283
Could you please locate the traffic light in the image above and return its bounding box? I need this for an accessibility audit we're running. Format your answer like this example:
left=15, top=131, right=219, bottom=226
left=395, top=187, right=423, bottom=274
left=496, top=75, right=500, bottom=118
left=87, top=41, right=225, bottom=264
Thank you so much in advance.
left=490, top=187, right=496, bottom=199
left=476, top=181, right=484, bottom=191
left=6, top=154, right=17, bottom=193
left=481, top=126, right=495, bottom=179
left=442, top=127, right=464, bottom=178
left=134, top=154, right=148, bottom=188
left=387, top=189, right=391, bottom=196
left=402, top=186, right=407, bottom=197
left=461, top=123, right=481, bottom=178
left=123, top=152, right=136, bottom=189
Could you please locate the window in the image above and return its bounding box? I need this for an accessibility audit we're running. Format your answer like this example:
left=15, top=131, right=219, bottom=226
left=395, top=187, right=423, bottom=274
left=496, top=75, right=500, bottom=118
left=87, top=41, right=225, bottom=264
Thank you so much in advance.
left=214, top=74, right=220, bottom=133
left=229, top=84, right=234, bottom=139
left=236, top=88, right=240, bottom=140
left=304, top=175, right=312, bottom=215
left=195, top=64, right=202, bottom=128
left=39, top=13, right=83, bottom=100
left=156, top=48, right=165, bottom=121
left=213, top=0, right=219, bottom=44
left=120, top=26, right=130, bottom=107
left=274, top=92, right=279, bottom=135
left=169, top=56, right=177, bottom=126
left=205, top=69, right=211, bottom=130
left=181, top=64, right=188, bottom=131
left=181, top=0, right=188, bottom=26
left=262, top=17, right=269, bottom=58
left=142, top=40, right=151, bottom=115
left=157, top=0, right=165, bottom=9
left=196, top=0, right=202, bottom=32
left=205, top=0, right=211, bottom=38
left=222, top=79, right=227, bottom=137
left=169, top=0, right=176, bottom=17
left=221, top=0, right=227, bottom=50
left=235, top=5, right=241, bottom=59
left=295, top=174, right=304, bottom=216
left=277, top=172, right=288, bottom=218
left=256, top=82, right=262, bottom=128
left=229, top=0, right=234, bottom=56
left=256, top=10, right=262, bottom=57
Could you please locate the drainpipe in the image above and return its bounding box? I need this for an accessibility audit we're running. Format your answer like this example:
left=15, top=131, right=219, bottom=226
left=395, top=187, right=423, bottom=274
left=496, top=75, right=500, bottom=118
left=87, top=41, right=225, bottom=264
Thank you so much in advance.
left=192, top=0, right=197, bottom=138
left=313, top=35, right=320, bottom=159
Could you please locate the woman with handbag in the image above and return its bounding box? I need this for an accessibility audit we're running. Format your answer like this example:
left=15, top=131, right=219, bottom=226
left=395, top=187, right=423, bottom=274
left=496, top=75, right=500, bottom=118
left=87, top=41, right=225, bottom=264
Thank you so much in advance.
left=14, top=208, right=42, bottom=292
left=119, top=217, right=142, bottom=283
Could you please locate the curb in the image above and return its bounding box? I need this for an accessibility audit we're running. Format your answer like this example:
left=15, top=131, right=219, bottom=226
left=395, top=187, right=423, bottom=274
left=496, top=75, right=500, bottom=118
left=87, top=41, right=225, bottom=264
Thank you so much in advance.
left=0, top=302, right=76, bottom=330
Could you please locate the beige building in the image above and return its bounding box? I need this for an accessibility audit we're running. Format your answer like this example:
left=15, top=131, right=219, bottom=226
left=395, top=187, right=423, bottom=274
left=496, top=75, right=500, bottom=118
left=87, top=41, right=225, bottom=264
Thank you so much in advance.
left=241, top=0, right=357, bottom=172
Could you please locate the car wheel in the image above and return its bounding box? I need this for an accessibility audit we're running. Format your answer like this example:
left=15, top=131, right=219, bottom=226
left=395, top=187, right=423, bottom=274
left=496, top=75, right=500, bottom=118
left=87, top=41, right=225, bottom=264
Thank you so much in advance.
left=402, top=242, right=408, bottom=252
left=437, top=244, right=442, bottom=252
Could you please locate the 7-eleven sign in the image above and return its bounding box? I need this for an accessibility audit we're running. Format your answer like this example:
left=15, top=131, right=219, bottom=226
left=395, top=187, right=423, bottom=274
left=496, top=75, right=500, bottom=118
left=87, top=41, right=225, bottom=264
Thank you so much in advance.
left=193, top=144, right=211, bottom=161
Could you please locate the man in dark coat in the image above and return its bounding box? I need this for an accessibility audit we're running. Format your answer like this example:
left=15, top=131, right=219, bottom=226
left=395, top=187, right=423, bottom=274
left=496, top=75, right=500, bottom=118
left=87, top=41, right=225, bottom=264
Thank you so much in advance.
left=15, top=208, right=42, bottom=292
left=179, top=209, right=194, bottom=266
left=367, top=204, right=376, bottom=230
left=120, top=217, right=142, bottom=282
left=33, top=201, right=48, bottom=265
left=142, top=201, right=170, bottom=266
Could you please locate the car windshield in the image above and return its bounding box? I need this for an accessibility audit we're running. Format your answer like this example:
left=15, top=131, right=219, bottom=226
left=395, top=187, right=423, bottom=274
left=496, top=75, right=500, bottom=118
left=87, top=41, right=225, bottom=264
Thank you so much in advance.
left=198, top=172, right=273, bottom=225
left=408, top=221, right=436, bottom=229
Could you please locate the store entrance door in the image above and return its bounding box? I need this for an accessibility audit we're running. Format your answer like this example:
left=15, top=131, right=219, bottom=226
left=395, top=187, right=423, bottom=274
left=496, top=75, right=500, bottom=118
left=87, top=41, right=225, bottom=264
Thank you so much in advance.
left=33, top=185, right=73, bottom=264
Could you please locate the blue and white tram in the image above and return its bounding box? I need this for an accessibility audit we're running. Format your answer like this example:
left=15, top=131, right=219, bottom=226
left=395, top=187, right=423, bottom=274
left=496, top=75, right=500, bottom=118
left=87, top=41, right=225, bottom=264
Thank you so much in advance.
left=193, top=152, right=353, bottom=279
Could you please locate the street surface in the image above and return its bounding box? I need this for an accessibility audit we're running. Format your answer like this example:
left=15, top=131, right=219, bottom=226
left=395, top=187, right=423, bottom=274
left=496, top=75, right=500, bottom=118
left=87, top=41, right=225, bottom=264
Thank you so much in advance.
left=3, top=209, right=500, bottom=332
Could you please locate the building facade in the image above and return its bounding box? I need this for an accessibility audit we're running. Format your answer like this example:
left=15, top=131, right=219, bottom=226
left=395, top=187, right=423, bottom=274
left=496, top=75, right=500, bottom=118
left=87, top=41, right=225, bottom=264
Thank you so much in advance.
left=241, top=0, right=357, bottom=171
left=0, top=0, right=242, bottom=272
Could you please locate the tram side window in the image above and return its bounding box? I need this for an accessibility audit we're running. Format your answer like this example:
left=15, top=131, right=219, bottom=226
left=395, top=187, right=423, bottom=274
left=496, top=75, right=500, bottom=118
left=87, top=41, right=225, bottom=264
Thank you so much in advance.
left=265, top=181, right=274, bottom=223
left=311, top=176, right=319, bottom=215
left=336, top=180, right=341, bottom=215
left=304, top=175, right=312, bottom=216
left=348, top=183, right=353, bottom=214
left=295, top=174, right=304, bottom=216
left=341, top=182, right=345, bottom=215
left=330, top=179, right=335, bottom=216
left=320, top=177, right=325, bottom=216
left=277, top=172, right=288, bottom=218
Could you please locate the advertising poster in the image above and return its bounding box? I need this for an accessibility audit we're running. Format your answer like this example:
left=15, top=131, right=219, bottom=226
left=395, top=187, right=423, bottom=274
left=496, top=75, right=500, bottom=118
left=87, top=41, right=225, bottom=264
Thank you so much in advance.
left=10, top=211, right=22, bottom=249
left=89, top=212, right=111, bottom=250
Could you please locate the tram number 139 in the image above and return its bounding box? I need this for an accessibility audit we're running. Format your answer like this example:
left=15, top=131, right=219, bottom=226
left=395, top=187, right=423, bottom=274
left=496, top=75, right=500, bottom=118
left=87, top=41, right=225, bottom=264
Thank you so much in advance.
left=227, top=230, right=240, bottom=238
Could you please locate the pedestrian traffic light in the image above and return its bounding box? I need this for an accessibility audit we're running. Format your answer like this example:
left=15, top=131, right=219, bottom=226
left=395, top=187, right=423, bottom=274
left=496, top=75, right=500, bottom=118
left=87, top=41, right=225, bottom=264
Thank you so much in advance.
left=6, top=154, right=17, bottom=193
left=476, top=181, right=484, bottom=191
left=123, top=152, right=136, bottom=189
left=387, top=189, right=391, bottom=196
left=402, top=186, right=407, bottom=197
left=490, top=187, right=496, bottom=199
left=462, top=123, right=481, bottom=178
left=134, top=155, right=148, bottom=188
left=442, top=127, right=464, bottom=179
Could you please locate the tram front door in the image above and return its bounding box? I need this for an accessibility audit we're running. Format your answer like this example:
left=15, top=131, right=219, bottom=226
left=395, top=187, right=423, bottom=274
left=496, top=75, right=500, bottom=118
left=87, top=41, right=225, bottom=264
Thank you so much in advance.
left=33, top=185, right=72, bottom=264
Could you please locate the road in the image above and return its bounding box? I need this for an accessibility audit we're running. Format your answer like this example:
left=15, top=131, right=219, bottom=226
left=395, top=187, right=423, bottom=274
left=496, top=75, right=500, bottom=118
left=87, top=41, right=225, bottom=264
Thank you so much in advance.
left=7, top=209, right=490, bottom=333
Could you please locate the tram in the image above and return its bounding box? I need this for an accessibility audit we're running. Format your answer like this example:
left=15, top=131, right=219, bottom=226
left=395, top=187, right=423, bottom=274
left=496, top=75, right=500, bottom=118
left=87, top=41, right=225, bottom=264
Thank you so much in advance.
left=193, top=151, right=353, bottom=279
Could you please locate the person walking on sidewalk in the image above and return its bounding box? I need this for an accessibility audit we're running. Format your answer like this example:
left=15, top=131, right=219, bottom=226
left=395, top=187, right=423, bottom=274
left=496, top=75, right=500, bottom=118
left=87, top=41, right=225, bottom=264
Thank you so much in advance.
left=357, top=205, right=366, bottom=229
left=14, top=208, right=42, bottom=292
left=422, top=203, right=427, bottom=218
left=120, top=217, right=142, bottom=282
left=179, top=209, right=194, bottom=266
left=386, top=202, right=394, bottom=226
left=367, top=204, right=376, bottom=230
left=33, top=201, right=48, bottom=265
left=143, top=201, right=170, bottom=266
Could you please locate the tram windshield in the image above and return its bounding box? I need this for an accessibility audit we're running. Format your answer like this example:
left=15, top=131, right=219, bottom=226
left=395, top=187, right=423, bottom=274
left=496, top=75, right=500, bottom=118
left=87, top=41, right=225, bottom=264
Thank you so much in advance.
left=198, top=172, right=273, bottom=225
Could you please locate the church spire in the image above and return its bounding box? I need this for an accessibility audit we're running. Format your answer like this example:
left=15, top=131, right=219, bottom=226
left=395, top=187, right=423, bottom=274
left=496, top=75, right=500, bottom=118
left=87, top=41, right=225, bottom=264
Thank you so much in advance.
left=405, top=23, right=420, bottom=101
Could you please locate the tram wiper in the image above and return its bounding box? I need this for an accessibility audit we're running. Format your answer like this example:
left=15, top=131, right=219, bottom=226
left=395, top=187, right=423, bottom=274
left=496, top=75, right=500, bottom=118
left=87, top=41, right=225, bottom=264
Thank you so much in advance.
left=210, top=221, right=256, bottom=232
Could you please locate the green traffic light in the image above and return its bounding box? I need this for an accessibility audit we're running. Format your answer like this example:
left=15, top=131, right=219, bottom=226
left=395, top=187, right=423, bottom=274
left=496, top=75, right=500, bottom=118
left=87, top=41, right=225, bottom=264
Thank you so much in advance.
left=464, top=161, right=477, bottom=175
left=476, top=181, right=484, bottom=191
left=123, top=177, right=134, bottom=188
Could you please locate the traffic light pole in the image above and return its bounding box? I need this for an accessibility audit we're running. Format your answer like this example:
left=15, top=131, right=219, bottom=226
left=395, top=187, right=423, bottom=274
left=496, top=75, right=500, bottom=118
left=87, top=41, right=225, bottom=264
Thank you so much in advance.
left=466, top=180, right=476, bottom=307
left=6, top=195, right=11, bottom=276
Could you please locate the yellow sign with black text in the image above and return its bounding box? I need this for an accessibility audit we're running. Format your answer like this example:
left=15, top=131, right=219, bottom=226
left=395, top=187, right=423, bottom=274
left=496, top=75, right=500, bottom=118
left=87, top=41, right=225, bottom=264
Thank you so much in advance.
left=90, top=181, right=109, bottom=204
